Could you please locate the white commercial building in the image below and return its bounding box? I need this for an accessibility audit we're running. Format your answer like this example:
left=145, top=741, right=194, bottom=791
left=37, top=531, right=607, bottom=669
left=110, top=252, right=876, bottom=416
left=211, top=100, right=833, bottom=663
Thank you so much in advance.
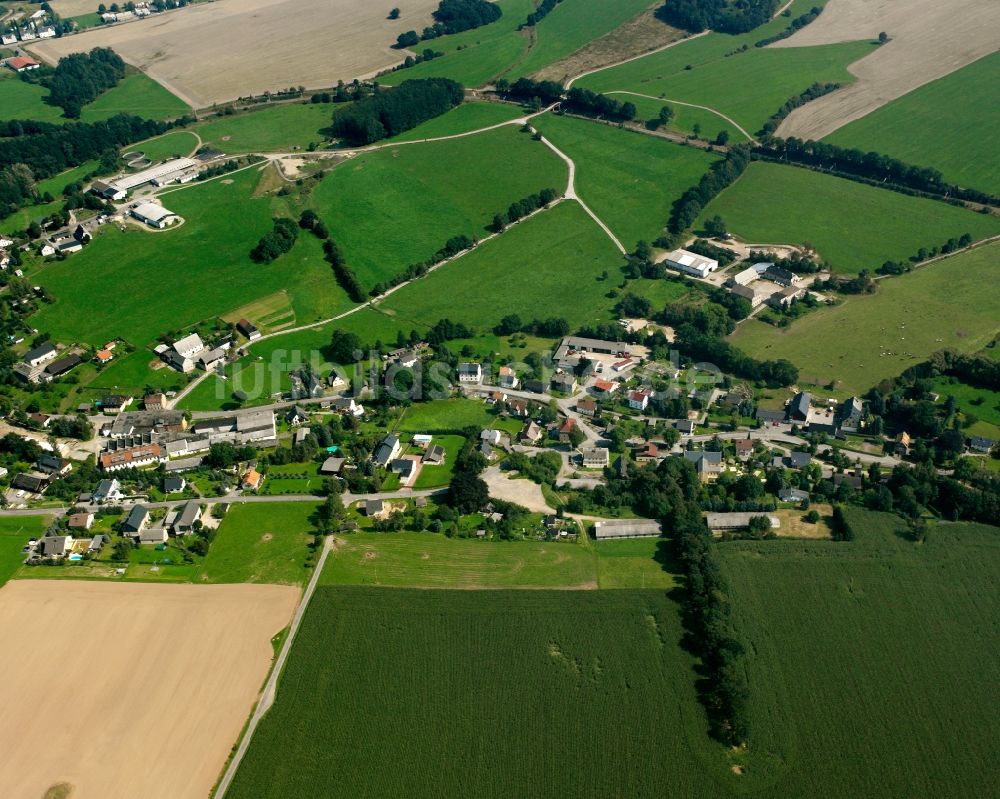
left=664, top=249, right=719, bottom=278
left=111, top=158, right=199, bottom=193
left=132, top=202, right=179, bottom=229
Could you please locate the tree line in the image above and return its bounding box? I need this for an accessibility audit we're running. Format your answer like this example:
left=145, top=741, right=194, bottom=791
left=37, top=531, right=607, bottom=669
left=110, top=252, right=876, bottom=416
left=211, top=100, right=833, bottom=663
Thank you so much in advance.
left=368, top=232, right=476, bottom=298
left=660, top=146, right=750, bottom=247
left=489, top=187, right=559, bottom=232
left=755, top=5, right=823, bottom=47
left=47, top=48, right=126, bottom=119
left=493, top=314, right=570, bottom=337
left=331, top=78, right=464, bottom=145
left=0, top=114, right=171, bottom=220
left=564, top=88, right=637, bottom=122
left=757, top=82, right=840, bottom=138
left=754, top=138, right=1000, bottom=207
left=395, top=0, right=502, bottom=47
left=520, top=0, right=562, bottom=28
left=656, top=0, right=778, bottom=34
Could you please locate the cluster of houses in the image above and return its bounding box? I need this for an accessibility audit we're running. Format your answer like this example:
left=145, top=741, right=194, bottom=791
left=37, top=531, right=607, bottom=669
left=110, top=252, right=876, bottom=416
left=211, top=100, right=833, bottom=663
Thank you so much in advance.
left=728, top=262, right=809, bottom=310
left=13, top=342, right=83, bottom=385
left=156, top=332, right=231, bottom=373
left=757, top=391, right=865, bottom=436
left=1, top=9, right=56, bottom=46
left=368, top=430, right=446, bottom=488
left=100, top=3, right=153, bottom=25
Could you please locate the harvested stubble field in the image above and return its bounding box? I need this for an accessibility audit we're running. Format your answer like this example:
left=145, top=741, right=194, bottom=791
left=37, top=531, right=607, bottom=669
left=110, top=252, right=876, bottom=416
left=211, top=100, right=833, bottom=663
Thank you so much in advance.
left=0, top=580, right=298, bottom=799
left=827, top=50, right=1000, bottom=195
left=774, top=0, right=1000, bottom=140
left=30, top=0, right=441, bottom=108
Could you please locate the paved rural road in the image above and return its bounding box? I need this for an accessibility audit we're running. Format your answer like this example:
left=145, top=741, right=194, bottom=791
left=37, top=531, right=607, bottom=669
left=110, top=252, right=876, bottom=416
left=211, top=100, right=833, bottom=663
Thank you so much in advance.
left=214, top=534, right=335, bottom=798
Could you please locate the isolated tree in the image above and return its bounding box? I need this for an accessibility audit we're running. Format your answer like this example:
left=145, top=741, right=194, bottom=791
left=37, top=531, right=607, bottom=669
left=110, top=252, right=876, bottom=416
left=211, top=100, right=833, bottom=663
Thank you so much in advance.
left=704, top=215, right=727, bottom=237
left=878, top=31, right=888, bottom=43
left=388, top=7, right=400, bottom=19
left=328, top=330, right=363, bottom=364
left=714, top=129, right=730, bottom=146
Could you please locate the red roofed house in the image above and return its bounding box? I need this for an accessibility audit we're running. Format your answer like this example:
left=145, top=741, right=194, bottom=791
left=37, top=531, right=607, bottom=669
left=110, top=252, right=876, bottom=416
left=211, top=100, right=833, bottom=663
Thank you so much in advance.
left=8, top=57, right=40, bottom=73
left=99, top=443, right=164, bottom=472
left=558, top=417, right=578, bottom=444
left=242, top=468, right=264, bottom=492
left=593, top=378, right=618, bottom=395
left=627, top=389, right=650, bottom=411
left=95, top=349, right=114, bottom=365
left=734, top=438, right=754, bottom=461
left=576, top=397, right=597, bottom=416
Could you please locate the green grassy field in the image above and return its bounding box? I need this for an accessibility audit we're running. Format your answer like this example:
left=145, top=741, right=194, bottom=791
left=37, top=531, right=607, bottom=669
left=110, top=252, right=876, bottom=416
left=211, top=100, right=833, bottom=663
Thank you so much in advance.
left=698, top=162, right=1000, bottom=273
left=382, top=0, right=536, bottom=87
left=1, top=159, right=99, bottom=235
left=731, top=242, right=1000, bottom=395
left=31, top=167, right=352, bottom=348
left=386, top=101, right=524, bottom=142
left=577, top=3, right=874, bottom=136
left=127, top=129, right=200, bottom=162
left=0, top=71, right=65, bottom=123
left=199, top=502, right=318, bottom=585
left=931, top=377, right=1000, bottom=441
left=719, top=508, right=1000, bottom=795
left=378, top=201, right=625, bottom=332
left=320, top=532, right=599, bottom=589
left=593, top=536, right=676, bottom=589
left=396, top=398, right=504, bottom=432
left=193, top=103, right=334, bottom=153
left=0, top=516, right=51, bottom=588
left=511, top=0, right=657, bottom=79
left=0, top=68, right=188, bottom=124
left=311, top=126, right=567, bottom=291
left=410, top=434, right=464, bottom=489
left=828, top=51, right=1000, bottom=196
left=79, top=71, right=190, bottom=122
left=226, top=587, right=723, bottom=799
left=534, top=113, right=718, bottom=248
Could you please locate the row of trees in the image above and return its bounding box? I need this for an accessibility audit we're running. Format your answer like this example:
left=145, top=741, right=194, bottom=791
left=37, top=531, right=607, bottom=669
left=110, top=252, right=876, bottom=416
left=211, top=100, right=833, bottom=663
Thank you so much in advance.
left=755, top=138, right=1000, bottom=206
left=493, top=314, right=570, bottom=337
left=395, top=0, right=502, bottom=47
left=757, top=82, right=840, bottom=137
left=520, top=0, right=562, bottom=27
left=661, top=146, right=750, bottom=245
left=47, top=48, right=126, bottom=119
left=656, top=0, right=778, bottom=34
left=754, top=5, right=823, bottom=47
left=368, top=232, right=476, bottom=297
left=250, top=217, right=298, bottom=263
left=876, top=233, right=973, bottom=275
left=331, top=78, right=464, bottom=145
left=490, top=187, right=559, bottom=232
left=564, top=88, right=637, bottom=121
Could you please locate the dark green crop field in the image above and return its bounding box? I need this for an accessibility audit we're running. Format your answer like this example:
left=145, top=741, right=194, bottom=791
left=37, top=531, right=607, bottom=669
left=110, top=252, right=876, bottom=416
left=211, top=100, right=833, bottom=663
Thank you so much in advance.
left=226, top=587, right=725, bottom=799
left=719, top=508, right=1000, bottom=796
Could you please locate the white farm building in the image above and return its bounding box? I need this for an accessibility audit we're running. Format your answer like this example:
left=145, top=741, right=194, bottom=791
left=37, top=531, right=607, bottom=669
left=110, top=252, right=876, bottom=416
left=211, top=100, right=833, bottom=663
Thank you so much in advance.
left=132, top=203, right=179, bottom=229
left=664, top=249, right=719, bottom=278
left=109, top=157, right=199, bottom=194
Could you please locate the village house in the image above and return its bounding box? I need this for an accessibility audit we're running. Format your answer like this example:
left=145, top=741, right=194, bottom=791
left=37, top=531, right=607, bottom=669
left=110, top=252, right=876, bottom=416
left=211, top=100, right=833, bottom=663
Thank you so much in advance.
left=627, top=389, right=650, bottom=411
left=734, top=438, right=754, bottom=461
left=37, top=454, right=72, bottom=476
left=635, top=441, right=667, bottom=464
left=242, top=468, right=264, bottom=492
left=192, top=409, right=277, bottom=446
left=675, top=419, right=695, bottom=436
left=237, top=318, right=261, bottom=341
left=581, top=447, right=610, bottom=469
left=498, top=366, right=519, bottom=390
left=768, top=286, right=806, bottom=309
left=761, top=264, right=801, bottom=287
left=67, top=512, right=95, bottom=531
left=7, top=56, right=40, bottom=73
left=787, top=391, right=812, bottom=422
left=12, top=473, right=49, bottom=494
left=558, top=417, right=578, bottom=444
left=576, top=397, right=597, bottom=417
left=122, top=505, right=150, bottom=535
left=895, top=431, right=912, bottom=456
left=164, top=476, right=186, bottom=493
left=391, top=458, right=416, bottom=483
left=424, top=445, right=446, bottom=465
left=969, top=436, right=996, bottom=454
left=320, top=456, right=346, bottom=475
left=172, top=500, right=202, bottom=534
left=373, top=435, right=401, bottom=468
left=520, top=420, right=543, bottom=445
left=592, top=378, right=618, bottom=396
left=523, top=378, right=546, bottom=394
left=729, top=265, right=760, bottom=286
left=144, top=392, right=166, bottom=411
left=551, top=373, right=578, bottom=395
left=36, top=535, right=73, bottom=559
left=457, top=362, right=482, bottom=383
left=93, top=478, right=123, bottom=503
left=506, top=398, right=531, bottom=417
left=287, top=406, right=309, bottom=426
left=481, top=429, right=503, bottom=446
left=95, top=349, right=115, bottom=365
left=682, top=449, right=724, bottom=482
left=779, top=488, right=810, bottom=503
left=729, top=283, right=762, bottom=308
left=364, top=499, right=386, bottom=518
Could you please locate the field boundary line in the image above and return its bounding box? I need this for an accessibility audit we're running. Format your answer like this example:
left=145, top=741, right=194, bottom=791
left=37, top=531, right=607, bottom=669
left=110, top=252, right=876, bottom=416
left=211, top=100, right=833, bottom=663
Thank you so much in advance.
left=606, top=90, right=756, bottom=142
left=564, top=30, right=711, bottom=89
left=213, top=535, right=334, bottom=798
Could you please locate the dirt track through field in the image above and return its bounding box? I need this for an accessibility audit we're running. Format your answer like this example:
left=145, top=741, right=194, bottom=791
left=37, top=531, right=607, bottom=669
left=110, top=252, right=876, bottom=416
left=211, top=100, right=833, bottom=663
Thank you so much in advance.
left=773, top=0, right=1000, bottom=140
left=0, top=580, right=298, bottom=799
left=30, top=0, right=440, bottom=108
